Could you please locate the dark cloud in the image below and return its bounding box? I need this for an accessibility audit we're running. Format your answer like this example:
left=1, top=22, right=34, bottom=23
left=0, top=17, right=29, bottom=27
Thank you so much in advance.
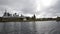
left=0, top=0, right=59, bottom=18
left=44, top=0, right=60, bottom=17
left=7, top=0, right=37, bottom=14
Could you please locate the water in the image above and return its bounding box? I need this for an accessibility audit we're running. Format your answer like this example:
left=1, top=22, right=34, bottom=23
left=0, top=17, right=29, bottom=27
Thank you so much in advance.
left=0, top=21, right=60, bottom=34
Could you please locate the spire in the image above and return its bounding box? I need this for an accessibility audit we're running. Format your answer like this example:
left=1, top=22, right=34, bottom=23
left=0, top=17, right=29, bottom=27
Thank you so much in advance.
left=32, top=14, right=36, bottom=20
left=3, top=9, right=7, bottom=16
left=33, top=14, right=36, bottom=19
left=5, top=9, right=7, bottom=12
left=21, top=14, right=23, bottom=17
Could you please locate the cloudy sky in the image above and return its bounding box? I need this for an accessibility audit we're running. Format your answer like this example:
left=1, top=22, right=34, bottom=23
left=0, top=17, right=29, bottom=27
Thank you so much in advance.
left=0, top=0, right=60, bottom=18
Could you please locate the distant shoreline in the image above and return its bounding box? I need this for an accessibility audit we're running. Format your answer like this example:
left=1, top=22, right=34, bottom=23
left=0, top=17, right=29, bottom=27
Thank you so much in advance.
left=0, top=20, right=59, bottom=22
left=1, top=11, right=60, bottom=22
left=0, top=17, right=60, bottom=22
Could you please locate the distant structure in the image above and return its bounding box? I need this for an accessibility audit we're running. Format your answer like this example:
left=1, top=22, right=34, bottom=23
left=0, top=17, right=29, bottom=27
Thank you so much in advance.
left=31, top=14, right=36, bottom=21
left=2, top=9, right=20, bottom=18
left=20, top=14, right=24, bottom=18
left=2, top=9, right=37, bottom=21
left=18, top=14, right=24, bottom=20
left=3, top=9, right=12, bottom=18
left=2, top=9, right=28, bottom=19
left=13, top=13, right=19, bottom=17
left=32, top=14, right=36, bottom=19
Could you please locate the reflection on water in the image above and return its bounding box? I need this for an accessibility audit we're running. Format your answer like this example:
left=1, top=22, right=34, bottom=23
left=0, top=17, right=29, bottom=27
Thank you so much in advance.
left=48, top=21, right=60, bottom=34
left=0, top=21, right=60, bottom=34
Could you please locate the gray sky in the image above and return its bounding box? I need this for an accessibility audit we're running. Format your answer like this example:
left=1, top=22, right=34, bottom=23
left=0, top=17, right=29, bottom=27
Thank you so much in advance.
left=0, top=0, right=60, bottom=18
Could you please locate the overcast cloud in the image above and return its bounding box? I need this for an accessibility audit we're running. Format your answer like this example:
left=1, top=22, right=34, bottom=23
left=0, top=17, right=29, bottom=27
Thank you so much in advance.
left=0, top=0, right=59, bottom=18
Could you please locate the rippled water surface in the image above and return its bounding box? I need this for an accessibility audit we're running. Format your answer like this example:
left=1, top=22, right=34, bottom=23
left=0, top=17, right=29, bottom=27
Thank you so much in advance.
left=0, top=21, right=60, bottom=34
